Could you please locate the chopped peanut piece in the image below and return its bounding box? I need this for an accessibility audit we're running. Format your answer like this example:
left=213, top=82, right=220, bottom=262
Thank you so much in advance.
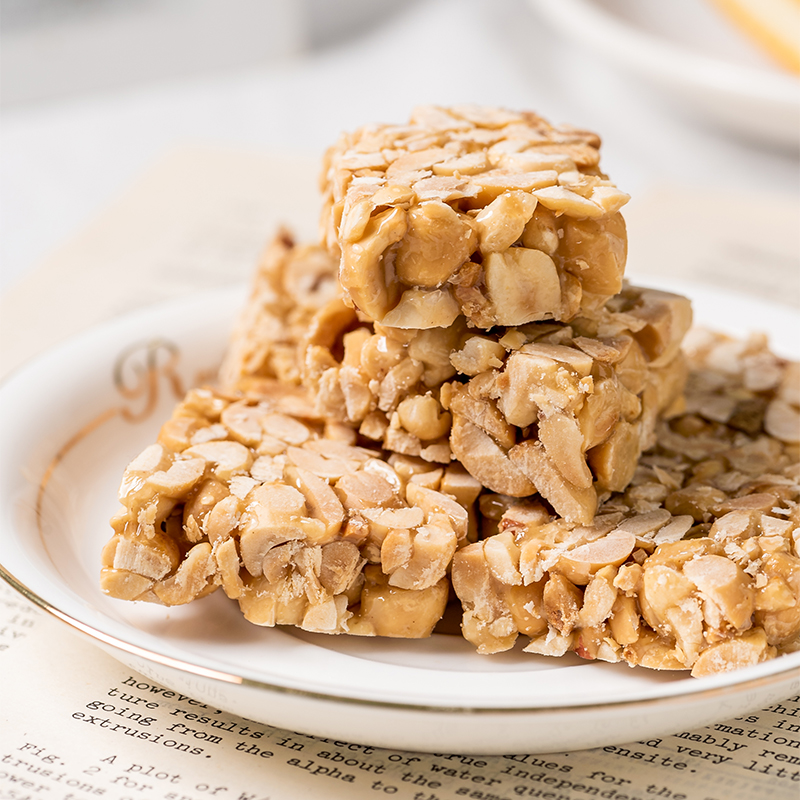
left=381, top=287, right=461, bottom=329
left=558, top=531, right=636, bottom=585
left=560, top=214, right=627, bottom=298
left=395, top=201, right=477, bottom=287
left=474, top=191, right=538, bottom=253
left=483, top=248, right=562, bottom=326
left=691, top=628, right=776, bottom=677
left=348, top=566, right=449, bottom=638
left=397, top=395, right=451, bottom=441
left=450, top=416, right=535, bottom=497
left=452, top=537, right=521, bottom=654
left=542, top=573, right=584, bottom=635
left=509, top=440, right=598, bottom=524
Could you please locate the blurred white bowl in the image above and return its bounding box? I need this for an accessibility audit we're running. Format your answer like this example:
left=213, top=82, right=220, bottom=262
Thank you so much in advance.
left=532, top=0, right=800, bottom=149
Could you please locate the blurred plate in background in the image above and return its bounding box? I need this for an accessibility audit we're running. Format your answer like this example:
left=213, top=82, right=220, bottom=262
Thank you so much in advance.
left=531, top=0, right=800, bottom=149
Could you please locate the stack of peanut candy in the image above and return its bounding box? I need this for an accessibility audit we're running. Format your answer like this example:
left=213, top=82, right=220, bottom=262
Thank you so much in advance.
left=101, top=106, right=800, bottom=676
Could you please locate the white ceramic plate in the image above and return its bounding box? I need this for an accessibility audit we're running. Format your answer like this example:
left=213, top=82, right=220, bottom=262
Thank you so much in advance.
left=1, top=283, right=799, bottom=755
left=531, top=0, right=800, bottom=149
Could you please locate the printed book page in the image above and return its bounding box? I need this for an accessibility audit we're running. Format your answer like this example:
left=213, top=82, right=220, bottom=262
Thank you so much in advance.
left=1, top=147, right=799, bottom=800
left=2, top=582, right=800, bottom=800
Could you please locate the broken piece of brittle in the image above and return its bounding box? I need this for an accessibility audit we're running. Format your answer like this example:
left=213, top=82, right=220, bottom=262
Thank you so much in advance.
left=218, top=228, right=340, bottom=389
left=304, top=280, right=691, bottom=524
left=321, top=104, right=630, bottom=329
left=101, top=382, right=481, bottom=637
left=452, top=331, right=800, bottom=676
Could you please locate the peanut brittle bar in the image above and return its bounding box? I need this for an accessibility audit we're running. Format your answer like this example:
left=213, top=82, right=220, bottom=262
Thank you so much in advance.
left=101, top=381, right=481, bottom=637
left=304, top=281, right=692, bottom=523
left=321, top=104, right=630, bottom=329
left=452, top=331, right=800, bottom=675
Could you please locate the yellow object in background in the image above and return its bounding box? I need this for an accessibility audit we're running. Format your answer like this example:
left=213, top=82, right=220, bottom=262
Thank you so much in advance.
left=709, top=0, right=800, bottom=72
